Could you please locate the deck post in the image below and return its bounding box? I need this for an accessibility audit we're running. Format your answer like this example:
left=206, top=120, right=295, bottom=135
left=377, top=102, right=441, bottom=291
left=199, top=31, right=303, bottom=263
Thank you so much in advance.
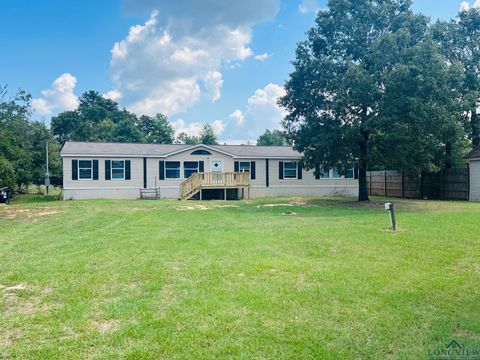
left=224, top=188, right=227, bottom=200
left=199, top=189, right=202, bottom=200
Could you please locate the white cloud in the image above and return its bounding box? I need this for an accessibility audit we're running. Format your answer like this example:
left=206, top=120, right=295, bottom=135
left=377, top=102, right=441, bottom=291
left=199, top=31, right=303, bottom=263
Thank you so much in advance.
left=460, top=0, right=480, bottom=11
left=32, top=73, right=79, bottom=116
left=224, top=83, right=287, bottom=139
left=229, top=109, right=245, bottom=125
left=299, top=0, right=322, bottom=14
left=204, top=71, right=223, bottom=101
left=103, top=90, right=122, bottom=102
left=254, top=52, right=271, bottom=61
left=110, top=1, right=279, bottom=116
left=172, top=119, right=225, bottom=137
left=460, top=1, right=471, bottom=11
left=211, top=119, right=225, bottom=135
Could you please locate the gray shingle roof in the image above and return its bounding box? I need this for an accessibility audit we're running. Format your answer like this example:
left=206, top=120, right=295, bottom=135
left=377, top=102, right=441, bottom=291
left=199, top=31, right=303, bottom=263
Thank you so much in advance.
left=61, top=141, right=302, bottom=158
left=464, top=147, right=480, bottom=160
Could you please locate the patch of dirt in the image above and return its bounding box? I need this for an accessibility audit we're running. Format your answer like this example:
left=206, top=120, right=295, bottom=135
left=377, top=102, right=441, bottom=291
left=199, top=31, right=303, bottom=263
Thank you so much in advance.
left=2, top=206, right=63, bottom=221
left=176, top=205, right=211, bottom=211
left=90, top=320, right=120, bottom=334
left=215, top=204, right=239, bottom=208
left=257, top=203, right=294, bottom=208
left=283, top=211, right=297, bottom=216
left=1, top=283, right=53, bottom=316
left=0, top=329, right=20, bottom=347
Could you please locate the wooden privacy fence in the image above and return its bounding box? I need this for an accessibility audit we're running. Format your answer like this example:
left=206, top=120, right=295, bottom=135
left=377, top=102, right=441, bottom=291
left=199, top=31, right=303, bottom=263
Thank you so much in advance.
left=366, top=168, right=469, bottom=200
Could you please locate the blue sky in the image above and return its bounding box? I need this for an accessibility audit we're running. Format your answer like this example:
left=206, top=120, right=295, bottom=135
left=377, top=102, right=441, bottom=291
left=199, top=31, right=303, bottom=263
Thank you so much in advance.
left=0, top=0, right=469, bottom=142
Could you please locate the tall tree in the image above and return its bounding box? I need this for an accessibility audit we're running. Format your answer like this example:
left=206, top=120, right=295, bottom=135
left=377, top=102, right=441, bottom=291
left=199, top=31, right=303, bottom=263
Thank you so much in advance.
left=280, top=0, right=458, bottom=201
left=51, top=91, right=144, bottom=143
left=199, top=124, right=219, bottom=145
left=175, top=132, right=200, bottom=145
left=433, top=7, right=480, bottom=149
left=257, top=129, right=289, bottom=146
left=137, top=114, right=175, bottom=144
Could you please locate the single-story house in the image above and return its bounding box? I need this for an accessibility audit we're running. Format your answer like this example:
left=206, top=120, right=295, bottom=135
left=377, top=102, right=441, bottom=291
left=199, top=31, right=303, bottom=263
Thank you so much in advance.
left=60, top=141, right=359, bottom=200
left=465, top=147, right=480, bottom=201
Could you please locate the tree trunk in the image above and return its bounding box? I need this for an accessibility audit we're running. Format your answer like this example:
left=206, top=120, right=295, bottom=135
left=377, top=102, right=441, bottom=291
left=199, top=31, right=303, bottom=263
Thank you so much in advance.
left=358, top=137, right=369, bottom=201
left=445, top=141, right=452, bottom=169
left=472, top=108, right=479, bottom=149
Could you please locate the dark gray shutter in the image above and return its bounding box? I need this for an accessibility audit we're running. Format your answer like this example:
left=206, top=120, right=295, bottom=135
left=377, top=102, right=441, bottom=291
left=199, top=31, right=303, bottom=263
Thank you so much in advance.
left=250, top=161, right=256, bottom=180
left=93, top=160, right=99, bottom=180
left=265, top=159, right=269, bottom=187
left=279, top=161, right=284, bottom=179
left=199, top=161, right=204, bottom=172
left=297, top=162, right=302, bottom=180
left=143, top=158, right=147, bottom=188
left=72, top=160, right=78, bottom=180
left=315, top=163, right=320, bottom=180
left=234, top=161, right=239, bottom=172
left=125, top=160, right=131, bottom=180
left=159, top=161, right=165, bottom=180
left=105, top=160, right=111, bottom=180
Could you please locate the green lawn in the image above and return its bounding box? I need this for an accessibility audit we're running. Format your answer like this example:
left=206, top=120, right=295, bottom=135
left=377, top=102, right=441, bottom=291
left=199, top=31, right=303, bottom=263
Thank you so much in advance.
left=0, top=196, right=479, bottom=359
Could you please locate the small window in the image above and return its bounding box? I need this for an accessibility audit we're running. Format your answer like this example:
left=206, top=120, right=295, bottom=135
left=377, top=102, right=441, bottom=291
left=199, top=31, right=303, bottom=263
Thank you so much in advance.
left=332, top=168, right=342, bottom=179
left=165, top=161, right=180, bottom=179
left=184, top=161, right=199, bottom=178
left=345, top=168, right=354, bottom=179
left=284, top=161, right=297, bottom=179
left=191, top=149, right=211, bottom=155
left=79, top=160, right=92, bottom=180
left=111, top=160, right=125, bottom=180
left=239, top=162, right=250, bottom=172
left=319, top=167, right=330, bottom=179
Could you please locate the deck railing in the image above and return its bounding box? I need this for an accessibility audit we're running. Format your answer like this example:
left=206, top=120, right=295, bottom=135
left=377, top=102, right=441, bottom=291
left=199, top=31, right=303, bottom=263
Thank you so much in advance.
left=180, top=172, right=249, bottom=199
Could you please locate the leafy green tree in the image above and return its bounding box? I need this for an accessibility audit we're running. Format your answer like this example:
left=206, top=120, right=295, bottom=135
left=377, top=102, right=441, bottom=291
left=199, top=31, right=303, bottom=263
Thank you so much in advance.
left=0, top=87, right=34, bottom=186
left=0, top=156, right=16, bottom=189
left=175, top=132, right=200, bottom=145
left=257, top=129, right=289, bottom=146
left=280, top=0, right=459, bottom=201
left=433, top=7, right=480, bottom=149
left=137, top=114, right=175, bottom=143
left=199, top=124, right=219, bottom=145
left=51, top=91, right=143, bottom=143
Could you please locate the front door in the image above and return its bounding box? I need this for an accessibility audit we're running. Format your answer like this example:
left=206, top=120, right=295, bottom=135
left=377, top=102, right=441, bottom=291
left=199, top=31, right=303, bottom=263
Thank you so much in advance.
left=210, top=160, right=224, bottom=172
left=210, top=160, right=224, bottom=184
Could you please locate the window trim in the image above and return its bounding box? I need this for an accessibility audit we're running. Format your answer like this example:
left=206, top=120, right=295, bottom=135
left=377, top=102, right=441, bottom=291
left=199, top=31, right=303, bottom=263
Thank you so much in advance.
left=78, top=160, right=93, bottom=180
left=111, top=160, right=125, bottom=181
left=165, top=161, right=181, bottom=179
left=283, top=161, right=298, bottom=179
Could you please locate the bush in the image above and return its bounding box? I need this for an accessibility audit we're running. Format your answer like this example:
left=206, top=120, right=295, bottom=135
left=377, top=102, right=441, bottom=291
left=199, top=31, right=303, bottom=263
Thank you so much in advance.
left=0, top=156, right=16, bottom=190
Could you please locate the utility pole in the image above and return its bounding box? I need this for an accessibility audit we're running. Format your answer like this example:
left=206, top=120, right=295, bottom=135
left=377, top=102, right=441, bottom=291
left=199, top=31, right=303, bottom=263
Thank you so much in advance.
left=45, top=141, right=50, bottom=194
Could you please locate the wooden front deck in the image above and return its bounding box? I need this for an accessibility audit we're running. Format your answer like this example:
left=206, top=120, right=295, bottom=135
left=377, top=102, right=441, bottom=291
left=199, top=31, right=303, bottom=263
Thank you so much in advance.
left=180, top=172, right=250, bottom=200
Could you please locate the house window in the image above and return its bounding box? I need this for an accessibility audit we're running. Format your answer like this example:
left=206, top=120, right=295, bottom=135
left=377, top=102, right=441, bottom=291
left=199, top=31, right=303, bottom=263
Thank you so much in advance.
left=184, top=161, right=199, bottom=178
left=320, top=167, right=330, bottom=179
left=78, top=160, right=92, bottom=180
left=345, top=168, right=354, bottom=179
left=165, top=161, right=180, bottom=179
left=239, top=162, right=250, bottom=172
left=332, top=168, right=342, bottom=179
left=111, top=160, right=125, bottom=180
left=284, top=161, right=298, bottom=179
left=191, top=149, right=211, bottom=155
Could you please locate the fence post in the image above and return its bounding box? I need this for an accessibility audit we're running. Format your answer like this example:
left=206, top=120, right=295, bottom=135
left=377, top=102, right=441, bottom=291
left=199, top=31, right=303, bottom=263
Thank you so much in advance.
left=369, top=171, right=372, bottom=196
left=420, top=171, right=423, bottom=200
left=467, top=163, right=470, bottom=201
left=384, top=170, right=387, bottom=197
left=440, top=170, right=444, bottom=200
left=401, top=171, right=404, bottom=198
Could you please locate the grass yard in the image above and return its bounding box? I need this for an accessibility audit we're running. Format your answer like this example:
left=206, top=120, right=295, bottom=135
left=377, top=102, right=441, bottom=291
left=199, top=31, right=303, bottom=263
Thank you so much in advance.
left=0, top=195, right=479, bottom=359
